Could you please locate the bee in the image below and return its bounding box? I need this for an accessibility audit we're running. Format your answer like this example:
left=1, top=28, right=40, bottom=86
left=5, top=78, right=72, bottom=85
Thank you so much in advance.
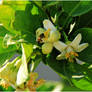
left=37, top=33, right=45, bottom=43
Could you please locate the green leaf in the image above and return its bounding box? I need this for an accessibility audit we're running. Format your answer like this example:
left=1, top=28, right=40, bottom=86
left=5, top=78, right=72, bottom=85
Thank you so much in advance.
left=37, top=81, right=63, bottom=91
left=72, top=78, right=92, bottom=90
left=0, top=86, right=15, bottom=91
left=31, top=5, right=39, bottom=15
left=33, top=1, right=42, bottom=7
left=3, top=0, right=30, bottom=10
left=31, top=55, right=41, bottom=72
left=70, top=28, right=92, bottom=90
left=77, top=10, right=92, bottom=28
left=0, top=26, right=18, bottom=66
left=17, top=43, right=33, bottom=85
left=13, top=3, right=46, bottom=44
left=68, top=62, right=92, bottom=90
left=21, top=43, right=33, bottom=62
left=73, top=28, right=92, bottom=64
left=62, top=1, right=92, bottom=17
left=42, top=51, right=71, bottom=80
left=0, top=1, right=30, bottom=35
left=0, top=26, right=13, bottom=37
left=0, top=38, right=17, bottom=66
left=0, top=5, right=15, bottom=30
left=43, top=1, right=59, bottom=8
left=63, top=85, right=81, bottom=91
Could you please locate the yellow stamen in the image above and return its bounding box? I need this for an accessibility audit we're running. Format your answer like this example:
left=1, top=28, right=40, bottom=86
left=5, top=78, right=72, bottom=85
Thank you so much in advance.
left=69, top=58, right=74, bottom=62
left=35, top=79, right=45, bottom=88
left=74, top=52, right=79, bottom=57
left=70, top=51, right=78, bottom=57
left=70, top=51, right=75, bottom=55
left=65, top=53, right=70, bottom=59
left=0, top=80, right=10, bottom=89
left=42, top=28, right=51, bottom=42
left=44, top=28, right=51, bottom=38
left=26, top=72, right=45, bottom=91
left=65, top=51, right=79, bottom=62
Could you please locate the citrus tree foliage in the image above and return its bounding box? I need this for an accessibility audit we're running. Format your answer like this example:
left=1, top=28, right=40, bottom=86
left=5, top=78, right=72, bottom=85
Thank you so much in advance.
left=0, top=0, right=92, bottom=91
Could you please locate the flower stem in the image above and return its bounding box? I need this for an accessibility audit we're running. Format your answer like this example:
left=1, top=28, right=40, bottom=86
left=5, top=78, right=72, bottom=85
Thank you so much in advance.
left=62, top=31, right=68, bottom=42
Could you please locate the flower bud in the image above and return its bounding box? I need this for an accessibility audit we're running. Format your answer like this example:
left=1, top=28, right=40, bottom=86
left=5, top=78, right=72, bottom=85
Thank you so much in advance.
left=42, top=43, right=53, bottom=54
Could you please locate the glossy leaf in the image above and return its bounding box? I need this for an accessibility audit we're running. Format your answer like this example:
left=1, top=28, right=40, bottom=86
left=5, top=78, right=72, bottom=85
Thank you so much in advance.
left=0, top=38, right=17, bottom=66
left=3, top=0, right=30, bottom=10
left=72, top=78, right=92, bottom=90
left=78, top=10, right=92, bottom=28
left=42, top=50, right=71, bottom=80
left=37, top=81, right=63, bottom=91
left=73, top=28, right=92, bottom=64
left=0, top=0, right=30, bottom=35
left=0, top=5, right=15, bottom=30
left=62, top=1, right=92, bottom=16
left=31, top=56, right=41, bottom=72
left=70, top=28, right=92, bottom=90
left=13, top=3, right=46, bottom=44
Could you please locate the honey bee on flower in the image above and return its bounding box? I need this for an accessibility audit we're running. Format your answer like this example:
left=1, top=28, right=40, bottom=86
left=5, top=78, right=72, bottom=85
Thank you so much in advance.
left=36, top=19, right=89, bottom=65
left=36, top=19, right=61, bottom=54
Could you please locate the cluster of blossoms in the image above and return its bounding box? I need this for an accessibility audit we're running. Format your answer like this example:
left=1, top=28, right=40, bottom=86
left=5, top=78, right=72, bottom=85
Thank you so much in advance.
left=36, top=19, right=88, bottom=65
left=0, top=58, right=45, bottom=91
left=0, top=19, right=89, bottom=91
left=16, top=72, right=45, bottom=91
left=0, top=44, right=45, bottom=91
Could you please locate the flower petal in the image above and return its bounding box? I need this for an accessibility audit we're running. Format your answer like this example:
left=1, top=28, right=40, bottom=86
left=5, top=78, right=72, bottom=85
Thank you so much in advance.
left=70, top=33, right=82, bottom=48
left=0, top=24, right=3, bottom=26
left=53, top=41, right=67, bottom=52
left=36, top=28, right=45, bottom=41
left=75, top=58, right=85, bottom=65
left=43, top=19, right=57, bottom=31
left=68, top=22, right=76, bottom=34
left=56, top=51, right=66, bottom=60
left=77, top=43, right=88, bottom=52
left=0, top=57, right=21, bottom=86
left=42, top=43, right=53, bottom=54
left=48, top=30, right=60, bottom=42
left=66, top=46, right=73, bottom=53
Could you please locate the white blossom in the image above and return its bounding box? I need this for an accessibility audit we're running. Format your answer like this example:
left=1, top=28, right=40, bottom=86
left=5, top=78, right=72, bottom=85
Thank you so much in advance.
left=36, top=19, right=60, bottom=54
left=54, top=33, right=88, bottom=65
